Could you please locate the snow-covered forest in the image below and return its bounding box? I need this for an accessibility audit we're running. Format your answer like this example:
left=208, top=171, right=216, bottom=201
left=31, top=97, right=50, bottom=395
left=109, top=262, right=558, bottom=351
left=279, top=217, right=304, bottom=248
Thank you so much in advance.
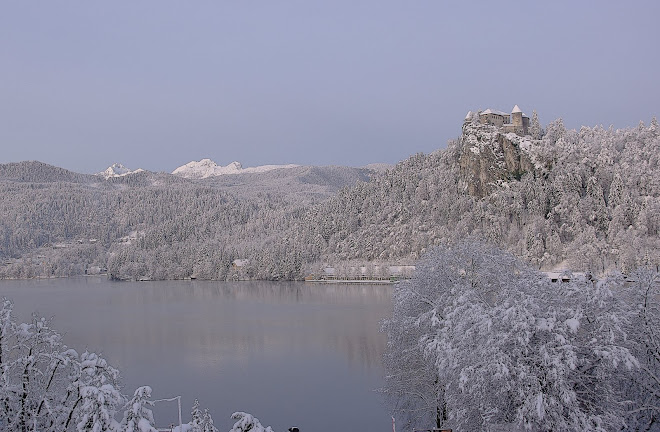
left=382, top=241, right=660, bottom=431
left=1, top=115, right=659, bottom=280
left=309, top=116, right=660, bottom=273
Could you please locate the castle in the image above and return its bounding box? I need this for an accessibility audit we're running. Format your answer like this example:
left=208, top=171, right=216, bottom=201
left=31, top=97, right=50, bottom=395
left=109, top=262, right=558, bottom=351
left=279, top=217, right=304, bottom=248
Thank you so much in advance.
left=465, top=105, right=530, bottom=136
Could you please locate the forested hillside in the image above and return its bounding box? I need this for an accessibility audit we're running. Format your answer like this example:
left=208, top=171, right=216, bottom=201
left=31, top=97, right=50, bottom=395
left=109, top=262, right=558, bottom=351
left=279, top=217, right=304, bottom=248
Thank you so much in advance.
left=0, top=165, right=373, bottom=280
left=303, top=117, right=660, bottom=275
left=1, top=115, right=658, bottom=280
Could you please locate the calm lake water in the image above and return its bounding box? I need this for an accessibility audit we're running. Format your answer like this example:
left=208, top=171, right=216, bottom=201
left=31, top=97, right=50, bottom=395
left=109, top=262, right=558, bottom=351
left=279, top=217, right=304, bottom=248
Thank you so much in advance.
left=0, top=278, right=393, bottom=432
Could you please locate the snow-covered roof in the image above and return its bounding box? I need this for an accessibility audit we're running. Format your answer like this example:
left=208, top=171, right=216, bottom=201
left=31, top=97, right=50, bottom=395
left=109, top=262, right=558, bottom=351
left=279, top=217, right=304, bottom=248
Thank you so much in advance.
left=480, top=109, right=509, bottom=117
left=512, top=105, right=522, bottom=113
left=522, top=112, right=529, bottom=118
left=465, top=111, right=472, bottom=120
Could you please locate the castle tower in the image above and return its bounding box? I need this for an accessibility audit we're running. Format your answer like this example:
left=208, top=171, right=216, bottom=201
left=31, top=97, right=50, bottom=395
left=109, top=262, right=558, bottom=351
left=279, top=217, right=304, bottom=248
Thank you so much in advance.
left=511, top=105, right=523, bottom=127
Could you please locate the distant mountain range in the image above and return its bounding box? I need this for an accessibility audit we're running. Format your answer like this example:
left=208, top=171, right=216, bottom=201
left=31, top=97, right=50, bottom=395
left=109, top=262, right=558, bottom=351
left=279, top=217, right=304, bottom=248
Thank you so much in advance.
left=1, top=159, right=381, bottom=199
left=171, top=159, right=300, bottom=179
left=96, top=159, right=307, bottom=180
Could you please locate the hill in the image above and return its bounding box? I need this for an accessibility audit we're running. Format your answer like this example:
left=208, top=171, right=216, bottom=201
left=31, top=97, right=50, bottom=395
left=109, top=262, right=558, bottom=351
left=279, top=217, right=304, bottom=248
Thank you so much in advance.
left=0, top=161, right=377, bottom=279
left=0, top=161, right=97, bottom=184
left=297, top=116, right=660, bottom=275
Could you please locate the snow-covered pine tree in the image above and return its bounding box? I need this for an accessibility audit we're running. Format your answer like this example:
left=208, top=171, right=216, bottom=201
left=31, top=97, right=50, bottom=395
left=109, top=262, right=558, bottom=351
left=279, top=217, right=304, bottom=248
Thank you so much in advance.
left=529, top=110, right=543, bottom=139
left=201, top=408, right=218, bottom=432
left=74, top=352, right=123, bottom=432
left=188, top=398, right=203, bottom=431
left=120, top=386, right=157, bottom=432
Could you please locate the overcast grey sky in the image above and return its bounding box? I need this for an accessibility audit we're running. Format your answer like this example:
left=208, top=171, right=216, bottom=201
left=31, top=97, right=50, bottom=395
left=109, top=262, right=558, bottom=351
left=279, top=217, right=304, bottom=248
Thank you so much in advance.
left=1, top=1, right=658, bottom=173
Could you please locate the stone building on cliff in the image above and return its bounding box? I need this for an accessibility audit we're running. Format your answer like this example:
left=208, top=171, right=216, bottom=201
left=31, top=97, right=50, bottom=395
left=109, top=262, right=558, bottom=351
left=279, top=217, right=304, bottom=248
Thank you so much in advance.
left=465, top=105, right=530, bottom=136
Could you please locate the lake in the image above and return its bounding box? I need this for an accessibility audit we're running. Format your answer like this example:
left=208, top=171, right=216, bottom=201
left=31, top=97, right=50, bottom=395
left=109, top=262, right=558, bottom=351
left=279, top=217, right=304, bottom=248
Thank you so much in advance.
left=0, top=278, right=393, bottom=432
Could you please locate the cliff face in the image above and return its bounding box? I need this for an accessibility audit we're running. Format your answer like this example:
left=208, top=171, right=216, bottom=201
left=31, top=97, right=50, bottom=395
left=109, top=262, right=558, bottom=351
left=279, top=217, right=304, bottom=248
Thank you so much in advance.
left=458, top=121, right=542, bottom=197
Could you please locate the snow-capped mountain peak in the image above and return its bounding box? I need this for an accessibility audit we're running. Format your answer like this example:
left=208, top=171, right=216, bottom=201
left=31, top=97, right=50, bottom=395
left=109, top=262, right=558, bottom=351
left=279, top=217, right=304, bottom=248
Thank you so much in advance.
left=97, top=163, right=144, bottom=179
left=172, top=159, right=299, bottom=179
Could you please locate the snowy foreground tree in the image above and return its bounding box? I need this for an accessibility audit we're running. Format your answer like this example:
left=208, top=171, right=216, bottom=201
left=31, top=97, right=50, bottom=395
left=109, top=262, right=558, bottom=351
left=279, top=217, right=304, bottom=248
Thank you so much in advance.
left=0, top=298, right=124, bottom=432
left=621, top=269, right=660, bottom=430
left=0, top=298, right=232, bottom=432
left=228, top=412, right=275, bottom=432
left=119, top=386, right=157, bottom=432
left=383, top=241, right=659, bottom=431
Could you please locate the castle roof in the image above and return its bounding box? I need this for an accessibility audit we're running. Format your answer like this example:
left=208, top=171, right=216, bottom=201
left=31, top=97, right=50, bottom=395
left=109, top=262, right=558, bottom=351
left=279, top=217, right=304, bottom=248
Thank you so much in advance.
left=481, top=108, right=509, bottom=117
left=512, top=105, right=522, bottom=114
left=465, top=111, right=472, bottom=120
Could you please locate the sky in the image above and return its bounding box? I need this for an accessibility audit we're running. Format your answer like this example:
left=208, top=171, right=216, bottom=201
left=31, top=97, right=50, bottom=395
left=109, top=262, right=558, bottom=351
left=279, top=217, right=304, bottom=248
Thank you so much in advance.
left=1, top=1, right=659, bottom=174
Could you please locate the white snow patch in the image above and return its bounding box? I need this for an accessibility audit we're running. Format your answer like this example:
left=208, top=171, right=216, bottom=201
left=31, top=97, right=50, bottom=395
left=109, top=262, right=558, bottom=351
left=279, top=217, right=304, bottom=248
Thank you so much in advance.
left=232, top=259, right=250, bottom=268
left=536, top=317, right=554, bottom=331
left=535, top=393, right=545, bottom=419
left=97, top=163, right=144, bottom=179
left=101, top=163, right=130, bottom=177
left=565, top=318, right=580, bottom=333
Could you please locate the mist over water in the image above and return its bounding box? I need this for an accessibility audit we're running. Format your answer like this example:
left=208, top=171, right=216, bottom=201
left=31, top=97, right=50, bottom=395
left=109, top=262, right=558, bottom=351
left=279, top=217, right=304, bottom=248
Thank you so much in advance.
left=0, top=278, right=393, bottom=432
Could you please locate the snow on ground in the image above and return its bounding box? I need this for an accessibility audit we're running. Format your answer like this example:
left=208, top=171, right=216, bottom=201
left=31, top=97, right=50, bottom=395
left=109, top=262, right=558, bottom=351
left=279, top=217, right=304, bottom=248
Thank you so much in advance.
left=172, top=159, right=299, bottom=179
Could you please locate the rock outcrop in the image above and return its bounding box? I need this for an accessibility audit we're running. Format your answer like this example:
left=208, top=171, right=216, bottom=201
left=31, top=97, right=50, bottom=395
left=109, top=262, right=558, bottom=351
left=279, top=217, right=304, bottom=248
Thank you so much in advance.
left=458, top=120, right=544, bottom=197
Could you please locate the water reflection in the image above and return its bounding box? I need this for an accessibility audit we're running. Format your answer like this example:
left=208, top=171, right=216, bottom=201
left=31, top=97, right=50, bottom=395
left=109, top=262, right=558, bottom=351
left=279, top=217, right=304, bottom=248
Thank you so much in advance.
left=0, top=278, right=393, bottom=432
left=100, top=280, right=391, bottom=371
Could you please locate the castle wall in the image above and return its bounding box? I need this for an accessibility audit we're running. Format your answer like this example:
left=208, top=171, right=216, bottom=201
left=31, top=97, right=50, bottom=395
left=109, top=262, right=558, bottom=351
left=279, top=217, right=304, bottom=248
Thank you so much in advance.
left=480, top=113, right=509, bottom=127
left=502, top=124, right=517, bottom=133
left=476, top=106, right=531, bottom=137
left=503, top=122, right=529, bottom=136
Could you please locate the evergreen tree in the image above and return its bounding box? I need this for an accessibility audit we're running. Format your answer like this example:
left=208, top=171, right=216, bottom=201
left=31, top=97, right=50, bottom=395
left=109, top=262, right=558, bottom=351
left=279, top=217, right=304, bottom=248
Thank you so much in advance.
left=529, top=110, right=543, bottom=139
left=75, top=352, right=123, bottom=432
left=201, top=408, right=218, bottom=432
left=120, top=386, right=157, bottom=432
left=189, top=398, right=203, bottom=431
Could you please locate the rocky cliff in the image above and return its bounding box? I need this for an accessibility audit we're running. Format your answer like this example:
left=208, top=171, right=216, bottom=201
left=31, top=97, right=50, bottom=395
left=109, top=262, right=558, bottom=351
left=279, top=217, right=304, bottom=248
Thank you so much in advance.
left=458, top=119, right=546, bottom=197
